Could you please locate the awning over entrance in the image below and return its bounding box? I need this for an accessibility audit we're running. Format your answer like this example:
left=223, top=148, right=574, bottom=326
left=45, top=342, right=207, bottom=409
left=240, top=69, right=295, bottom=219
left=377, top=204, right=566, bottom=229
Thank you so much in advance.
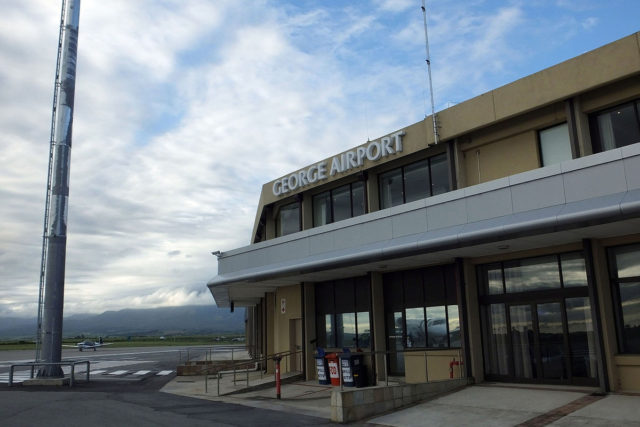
left=208, top=146, right=640, bottom=308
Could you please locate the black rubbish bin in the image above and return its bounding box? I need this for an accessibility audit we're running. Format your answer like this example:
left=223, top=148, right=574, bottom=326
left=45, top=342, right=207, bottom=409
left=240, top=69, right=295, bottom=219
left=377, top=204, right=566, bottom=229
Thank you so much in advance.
left=315, top=349, right=330, bottom=385
left=352, top=355, right=367, bottom=388
left=340, top=351, right=368, bottom=387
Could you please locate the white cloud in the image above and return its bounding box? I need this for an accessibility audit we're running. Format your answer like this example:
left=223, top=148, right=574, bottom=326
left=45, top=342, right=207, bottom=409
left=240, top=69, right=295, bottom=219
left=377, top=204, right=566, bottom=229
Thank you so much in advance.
left=1, top=0, right=638, bottom=318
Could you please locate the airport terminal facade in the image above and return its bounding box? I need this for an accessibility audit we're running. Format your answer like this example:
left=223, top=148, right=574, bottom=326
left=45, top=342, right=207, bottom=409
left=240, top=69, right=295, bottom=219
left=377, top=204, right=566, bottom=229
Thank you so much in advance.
left=208, top=33, right=640, bottom=392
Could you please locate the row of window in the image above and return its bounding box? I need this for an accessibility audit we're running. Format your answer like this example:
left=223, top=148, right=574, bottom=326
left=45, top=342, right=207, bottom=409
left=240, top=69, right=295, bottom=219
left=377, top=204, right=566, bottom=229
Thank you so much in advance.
left=277, top=98, right=640, bottom=237
left=539, top=98, right=640, bottom=167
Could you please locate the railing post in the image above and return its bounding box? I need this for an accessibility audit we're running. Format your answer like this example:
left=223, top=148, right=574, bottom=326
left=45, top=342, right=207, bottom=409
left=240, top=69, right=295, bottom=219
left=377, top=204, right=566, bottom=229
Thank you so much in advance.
left=70, top=364, right=75, bottom=387
left=86, top=361, right=90, bottom=383
left=274, top=356, right=282, bottom=400
left=217, top=372, right=221, bottom=396
left=9, top=365, right=14, bottom=387
left=246, top=365, right=249, bottom=388
left=384, top=352, right=388, bottom=386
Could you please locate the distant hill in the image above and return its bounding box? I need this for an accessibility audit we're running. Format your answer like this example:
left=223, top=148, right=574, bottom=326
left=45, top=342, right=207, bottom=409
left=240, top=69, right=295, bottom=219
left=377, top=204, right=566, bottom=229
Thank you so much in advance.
left=0, top=305, right=245, bottom=339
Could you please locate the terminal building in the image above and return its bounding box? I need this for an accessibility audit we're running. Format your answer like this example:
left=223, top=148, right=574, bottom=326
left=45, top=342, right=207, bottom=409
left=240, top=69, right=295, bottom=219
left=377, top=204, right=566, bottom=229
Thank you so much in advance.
left=207, top=32, right=640, bottom=393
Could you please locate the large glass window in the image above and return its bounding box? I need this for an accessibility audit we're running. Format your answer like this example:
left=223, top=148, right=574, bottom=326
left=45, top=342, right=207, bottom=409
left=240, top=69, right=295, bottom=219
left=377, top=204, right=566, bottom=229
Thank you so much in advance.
left=312, top=181, right=366, bottom=227
left=479, top=251, right=597, bottom=385
left=609, top=243, right=640, bottom=354
left=277, top=202, right=300, bottom=237
left=315, top=276, right=371, bottom=349
left=383, top=264, right=460, bottom=352
left=379, top=153, right=450, bottom=209
left=590, top=100, right=640, bottom=152
left=539, top=123, right=572, bottom=166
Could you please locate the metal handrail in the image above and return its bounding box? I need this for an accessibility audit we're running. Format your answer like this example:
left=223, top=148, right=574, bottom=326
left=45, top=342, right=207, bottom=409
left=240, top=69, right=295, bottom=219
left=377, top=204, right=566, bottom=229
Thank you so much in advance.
left=204, top=349, right=304, bottom=396
left=9, top=360, right=90, bottom=387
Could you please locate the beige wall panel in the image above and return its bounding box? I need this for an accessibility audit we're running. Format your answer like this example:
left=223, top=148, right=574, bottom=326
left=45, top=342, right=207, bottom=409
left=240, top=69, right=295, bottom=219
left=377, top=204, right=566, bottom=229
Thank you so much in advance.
left=616, top=355, right=640, bottom=392
left=579, top=76, right=640, bottom=113
left=463, top=130, right=540, bottom=185
left=463, top=259, right=484, bottom=383
left=438, top=92, right=496, bottom=140
left=404, top=350, right=463, bottom=384
left=303, top=282, right=317, bottom=380
left=493, top=33, right=640, bottom=121
left=591, top=239, right=620, bottom=391
left=274, top=285, right=302, bottom=374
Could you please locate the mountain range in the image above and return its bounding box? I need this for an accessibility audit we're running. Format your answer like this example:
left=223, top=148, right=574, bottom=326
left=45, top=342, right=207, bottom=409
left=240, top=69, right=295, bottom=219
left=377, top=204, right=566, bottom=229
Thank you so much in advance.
left=0, top=305, right=245, bottom=339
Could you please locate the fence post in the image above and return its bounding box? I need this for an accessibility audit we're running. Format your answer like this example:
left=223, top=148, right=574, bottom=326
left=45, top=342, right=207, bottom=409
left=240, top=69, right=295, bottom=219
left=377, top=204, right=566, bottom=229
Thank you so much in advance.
left=217, top=372, right=221, bottom=396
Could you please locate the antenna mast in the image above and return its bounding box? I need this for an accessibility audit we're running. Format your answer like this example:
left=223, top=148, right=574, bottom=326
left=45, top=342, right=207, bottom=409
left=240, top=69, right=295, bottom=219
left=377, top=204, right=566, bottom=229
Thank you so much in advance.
left=37, top=0, right=81, bottom=376
left=421, top=0, right=439, bottom=145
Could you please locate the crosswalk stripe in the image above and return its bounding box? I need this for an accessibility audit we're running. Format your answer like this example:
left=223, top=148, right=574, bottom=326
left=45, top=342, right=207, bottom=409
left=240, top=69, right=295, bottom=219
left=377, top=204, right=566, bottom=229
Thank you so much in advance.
left=156, top=370, right=173, bottom=376
left=106, top=370, right=129, bottom=375
left=90, top=370, right=107, bottom=375
left=132, top=370, right=151, bottom=376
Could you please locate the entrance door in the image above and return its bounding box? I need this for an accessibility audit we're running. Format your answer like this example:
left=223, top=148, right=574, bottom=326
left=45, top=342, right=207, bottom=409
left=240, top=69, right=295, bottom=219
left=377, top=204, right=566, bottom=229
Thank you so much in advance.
left=289, top=318, right=303, bottom=372
left=483, top=298, right=596, bottom=385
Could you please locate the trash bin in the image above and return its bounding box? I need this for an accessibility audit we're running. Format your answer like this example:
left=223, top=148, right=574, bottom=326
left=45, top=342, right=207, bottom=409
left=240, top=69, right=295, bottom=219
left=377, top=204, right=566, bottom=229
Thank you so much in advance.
left=325, top=353, right=340, bottom=386
left=339, top=351, right=367, bottom=388
left=315, top=348, right=330, bottom=385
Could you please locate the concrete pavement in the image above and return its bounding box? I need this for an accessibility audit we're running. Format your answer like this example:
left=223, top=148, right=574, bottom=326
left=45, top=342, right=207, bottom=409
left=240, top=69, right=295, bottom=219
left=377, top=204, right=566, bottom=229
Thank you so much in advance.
left=161, top=372, right=640, bottom=425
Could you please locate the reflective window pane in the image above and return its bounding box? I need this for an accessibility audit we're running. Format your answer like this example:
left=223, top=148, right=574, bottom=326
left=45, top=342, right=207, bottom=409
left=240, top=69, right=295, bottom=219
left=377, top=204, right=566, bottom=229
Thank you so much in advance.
left=336, top=312, right=356, bottom=348
left=387, top=311, right=405, bottom=375
left=594, top=102, right=640, bottom=151
left=277, top=202, right=300, bottom=236
left=332, top=185, right=351, bottom=222
left=484, top=304, right=509, bottom=376
left=405, top=307, right=426, bottom=348
left=403, top=160, right=429, bottom=203
left=429, top=153, right=450, bottom=196
left=325, top=314, right=334, bottom=348
left=504, top=256, right=560, bottom=293
left=356, top=312, right=370, bottom=348
left=537, top=302, right=566, bottom=379
left=313, top=192, right=331, bottom=226
left=448, top=305, right=461, bottom=348
left=540, top=123, right=572, bottom=166
left=619, top=282, right=640, bottom=353
left=426, top=306, right=448, bottom=348
left=510, top=305, right=536, bottom=379
left=351, top=181, right=366, bottom=217
left=566, top=297, right=597, bottom=378
left=561, top=253, right=588, bottom=287
left=614, top=244, right=640, bottom=278
left=379, top=168, right=403, bottom=209
left=486, top=264, right=504, bottom=295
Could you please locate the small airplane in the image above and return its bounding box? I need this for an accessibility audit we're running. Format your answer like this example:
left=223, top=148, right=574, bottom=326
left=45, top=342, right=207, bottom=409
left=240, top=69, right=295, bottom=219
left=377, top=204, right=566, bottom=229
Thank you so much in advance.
left=63, top=338, right=113, bottom=351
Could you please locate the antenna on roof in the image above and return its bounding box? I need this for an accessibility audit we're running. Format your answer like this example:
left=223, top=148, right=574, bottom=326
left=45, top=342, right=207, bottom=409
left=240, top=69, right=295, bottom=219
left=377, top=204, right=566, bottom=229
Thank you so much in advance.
left=421, top=0, right=439, bottom=145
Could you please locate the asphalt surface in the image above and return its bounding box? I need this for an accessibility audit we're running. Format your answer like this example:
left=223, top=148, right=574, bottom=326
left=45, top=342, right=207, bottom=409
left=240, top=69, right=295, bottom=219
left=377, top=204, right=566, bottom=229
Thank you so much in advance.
left=0, top=346, right=335, bottom=426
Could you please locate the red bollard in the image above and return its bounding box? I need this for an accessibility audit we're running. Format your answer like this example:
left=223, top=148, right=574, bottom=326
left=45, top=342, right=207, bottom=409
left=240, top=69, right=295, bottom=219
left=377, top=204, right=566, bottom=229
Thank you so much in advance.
left=274, top=356, right=282, bottom=400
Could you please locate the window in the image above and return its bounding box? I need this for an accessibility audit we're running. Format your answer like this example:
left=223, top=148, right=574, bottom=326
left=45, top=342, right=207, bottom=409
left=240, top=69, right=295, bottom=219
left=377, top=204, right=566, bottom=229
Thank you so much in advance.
left=609, top=243, right=640, bottom=354
left=382, top=264, right=459, bottom=351
left=312, top=182, right=366, bottom=227
left=315, top=277, right=371, bottom=349
left=276, top=202, right=300, bottom=237
left=590, top=100, right=640, bottom=152
left=379, top=153, right=450, bottom=209
left=479, top=253, right=587, bottom=295
left=539, top=123, right=572, bottom=166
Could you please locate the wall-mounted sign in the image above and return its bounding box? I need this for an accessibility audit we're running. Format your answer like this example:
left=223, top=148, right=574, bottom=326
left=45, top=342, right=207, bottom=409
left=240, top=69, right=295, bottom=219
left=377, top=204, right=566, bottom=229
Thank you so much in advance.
left=280, top=298, right=286, bottom=314
left=272, top=130, right=406, bottom=196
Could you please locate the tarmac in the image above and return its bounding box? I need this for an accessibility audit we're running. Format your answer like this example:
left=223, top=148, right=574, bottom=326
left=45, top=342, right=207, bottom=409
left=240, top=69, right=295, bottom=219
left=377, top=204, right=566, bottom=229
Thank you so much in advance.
left=161, top=368, right=640, bottom=426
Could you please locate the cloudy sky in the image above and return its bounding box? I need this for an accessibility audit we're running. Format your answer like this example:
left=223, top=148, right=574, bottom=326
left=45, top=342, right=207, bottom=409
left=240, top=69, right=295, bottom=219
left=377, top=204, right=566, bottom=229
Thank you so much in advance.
left=0, top=0, right=638, bottom=317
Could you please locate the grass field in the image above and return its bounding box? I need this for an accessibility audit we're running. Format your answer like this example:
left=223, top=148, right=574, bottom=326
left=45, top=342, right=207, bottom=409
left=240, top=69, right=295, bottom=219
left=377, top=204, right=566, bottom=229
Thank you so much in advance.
left=0, top=334, right=245, bottom=351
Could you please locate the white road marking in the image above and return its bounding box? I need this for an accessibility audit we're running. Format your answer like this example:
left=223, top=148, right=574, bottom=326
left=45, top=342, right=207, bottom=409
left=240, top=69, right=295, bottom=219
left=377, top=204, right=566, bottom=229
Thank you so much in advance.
left=90, top=370, right=107, bottom=375
left=132, top=370, right=151, bottom=376
left=107, top=370, right=129, bottom=375
left=156, top=370, right=173, bottom=376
